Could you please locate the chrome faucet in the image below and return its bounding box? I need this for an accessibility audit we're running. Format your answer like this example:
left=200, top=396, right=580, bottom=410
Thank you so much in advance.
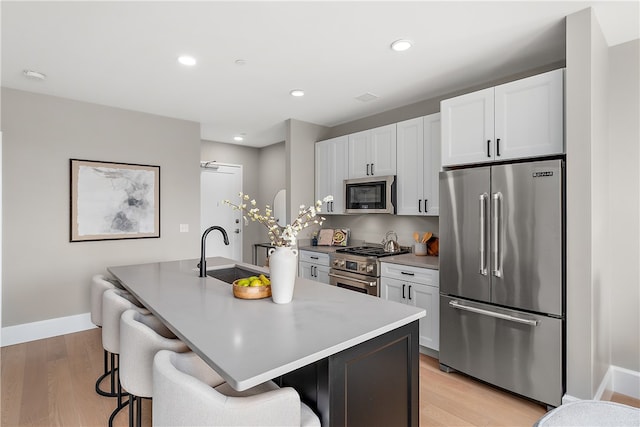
left=199, top=226, right=230, bottom=277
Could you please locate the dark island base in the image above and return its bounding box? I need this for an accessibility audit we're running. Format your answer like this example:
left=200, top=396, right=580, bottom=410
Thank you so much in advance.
left=279, top=321, right=420, bottom=426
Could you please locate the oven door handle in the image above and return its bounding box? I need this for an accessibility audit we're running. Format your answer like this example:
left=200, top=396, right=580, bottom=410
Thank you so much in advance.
left=328, top=272, right=375, bottom=286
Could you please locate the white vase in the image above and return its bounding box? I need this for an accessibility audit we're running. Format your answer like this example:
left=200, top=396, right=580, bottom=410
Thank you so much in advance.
left=268, top=246, right=298, bottom=304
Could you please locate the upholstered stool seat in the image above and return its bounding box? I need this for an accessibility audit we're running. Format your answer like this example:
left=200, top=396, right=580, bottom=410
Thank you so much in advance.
left=534, top=400, right=640, bottom=426
left=152, top=349, right=321, bottom=427
left=102, top=289, right=149, bottom=427
left=91, top=274, right=125, bottom=397
left=119, top=310, right=190, bottom=427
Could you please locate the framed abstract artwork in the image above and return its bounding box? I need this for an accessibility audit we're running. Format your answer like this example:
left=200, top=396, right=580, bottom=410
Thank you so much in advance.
left=70, top=159, right=160, bottom=242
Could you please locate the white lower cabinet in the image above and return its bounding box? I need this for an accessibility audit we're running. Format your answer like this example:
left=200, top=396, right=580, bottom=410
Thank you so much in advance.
left=298, top=250, right=330, bottom=285
left=380, top=262, right=439, bottom=351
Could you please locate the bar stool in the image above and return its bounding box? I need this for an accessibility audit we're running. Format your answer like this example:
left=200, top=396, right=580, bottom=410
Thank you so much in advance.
left=102, top=289, right=149, bottom=427
left=153, top=350, right=321, bottom=426
left=91, top=274, right=124, bottom=397
left=119, top=309, right=190, bottom=427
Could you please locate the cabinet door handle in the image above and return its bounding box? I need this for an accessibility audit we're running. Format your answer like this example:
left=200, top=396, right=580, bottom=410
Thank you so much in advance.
left=496, top=138, right=501, bottom=157
left=331, top=201, right=334, bottom=212
left=408, top=285, right=412, bottom=300
left=424, top=199, right=428, bottom=213
left=366, top=164, right=370, bottom=176
left=371, top=163, right=375, bottom=175
left=487, top=140, right=491, bottom=157
left=310, top=256, right=319, bottom=260
left=313, top=266, right=317, bottom=277
left=402, top=284, right=406, bottom=299
left=418, top=199, right=422, bottom=213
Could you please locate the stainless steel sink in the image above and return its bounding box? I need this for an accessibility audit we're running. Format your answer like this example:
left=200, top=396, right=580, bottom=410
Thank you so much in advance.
left=206, top=266, right=267, bottom=284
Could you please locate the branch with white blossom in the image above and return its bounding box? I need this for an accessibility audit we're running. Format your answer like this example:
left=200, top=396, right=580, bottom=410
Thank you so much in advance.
left=223, top=193, right=333, bottom=247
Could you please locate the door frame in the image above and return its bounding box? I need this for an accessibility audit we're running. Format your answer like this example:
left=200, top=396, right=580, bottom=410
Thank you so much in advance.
left=200, top=161, right=243, bottom=261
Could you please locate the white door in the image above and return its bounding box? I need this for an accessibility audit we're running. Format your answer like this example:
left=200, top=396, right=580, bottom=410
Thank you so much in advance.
left=441, top=87, right=495, bottom=166
left=380, top=277, right=407, bottom=305
left=396, top=117, right=423, bottom=215
left=369, top=123, right=397, bottom=176
left=423, top=113, right=441, bottom=216
left=348, top=130, right=370, bottom=178
left=494, top=68, right=564, bottom=160
left=409, top=283, right=440, bottom=351
left=200, top=163, right=243, bottom=261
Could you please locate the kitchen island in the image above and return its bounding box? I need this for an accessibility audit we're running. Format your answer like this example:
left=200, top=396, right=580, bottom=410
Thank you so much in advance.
left=109, top=257, right=425, bottom=426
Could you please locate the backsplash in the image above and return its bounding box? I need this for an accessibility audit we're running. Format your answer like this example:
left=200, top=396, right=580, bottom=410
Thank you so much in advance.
left=322, top=215, right=439, bottom=248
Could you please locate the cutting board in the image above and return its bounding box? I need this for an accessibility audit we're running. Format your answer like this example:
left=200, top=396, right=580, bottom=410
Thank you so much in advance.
left=317, top=229, right=335, bottom=246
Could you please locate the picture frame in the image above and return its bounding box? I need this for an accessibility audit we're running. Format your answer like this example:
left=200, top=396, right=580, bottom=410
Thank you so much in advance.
left=70, top=159, right=160, bottom=242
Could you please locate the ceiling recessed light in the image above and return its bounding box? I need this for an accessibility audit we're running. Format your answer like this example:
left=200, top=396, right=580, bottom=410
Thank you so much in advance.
left=233, top=136, right=244, bottom=142
left=177, top=55, right=197, bottom=66
left=290, top=89, right=305, bottom=97
left=234, top=59, right=246, bottom=66
left=390, top=39, right=412, bottom=52
left=23, top=69, right=46, bottom=80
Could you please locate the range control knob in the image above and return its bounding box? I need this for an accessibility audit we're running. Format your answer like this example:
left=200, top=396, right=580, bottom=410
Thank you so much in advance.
left=366, top=264, right=374, bottom=273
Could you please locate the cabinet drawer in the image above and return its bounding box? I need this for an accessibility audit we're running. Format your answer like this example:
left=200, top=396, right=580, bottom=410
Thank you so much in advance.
left=299, top=250, right=330, bottom=266
left=380, top=262, right=439, bottom=287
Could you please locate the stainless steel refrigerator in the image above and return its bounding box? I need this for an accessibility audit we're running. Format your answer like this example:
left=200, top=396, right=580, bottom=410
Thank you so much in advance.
left=439, top=159, right=565, bottom=407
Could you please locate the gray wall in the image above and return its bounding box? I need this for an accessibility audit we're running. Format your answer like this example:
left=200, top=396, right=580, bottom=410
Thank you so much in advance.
left=565, top=8, right=640, bottom=399
left=200, top=140, right=286, bottom=265
left=326, top=61, right=564, bottom=139
left=2, top=88, right=201, bottom=326
left=286, top=119, right=330, bottom=243
left=200, top=140, right=261, bottom=263
left=608, top=39, right=640, bottom=372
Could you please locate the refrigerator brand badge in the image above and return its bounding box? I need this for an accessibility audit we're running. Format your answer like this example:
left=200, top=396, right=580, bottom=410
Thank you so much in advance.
left=532, top=171, right=554, bottom=178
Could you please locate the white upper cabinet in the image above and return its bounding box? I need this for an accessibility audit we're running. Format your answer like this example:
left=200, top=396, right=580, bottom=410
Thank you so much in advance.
left=315, top=136, right=348, bottom=214
left=396, top=113, right=441, bottom=216
left=441, top=69, right=564, bottom=167
left=494, top=69, right=564, bottom=160
left=348, top=124, right=397, bottom=178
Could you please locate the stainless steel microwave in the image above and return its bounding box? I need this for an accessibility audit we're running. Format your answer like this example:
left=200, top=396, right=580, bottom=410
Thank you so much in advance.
left=344, top=175, right=396, bottom=214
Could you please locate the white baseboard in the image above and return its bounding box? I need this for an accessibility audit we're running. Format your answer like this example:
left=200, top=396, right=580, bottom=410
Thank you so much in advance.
left=581, top=364, right=640, bottom=403
left=612, top=365, right=640, bottom=399
left=562, top=394, right=581, bottom=404
left=594, top=366, right=613, bottom=400
left=1, top=312, right=96, bottom=347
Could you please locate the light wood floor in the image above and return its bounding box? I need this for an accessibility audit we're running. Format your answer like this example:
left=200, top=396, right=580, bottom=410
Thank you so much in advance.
left=1, top=328, right=637, bottom=427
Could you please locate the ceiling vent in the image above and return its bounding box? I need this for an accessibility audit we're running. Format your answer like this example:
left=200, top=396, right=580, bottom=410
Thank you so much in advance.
left=355, top=92, right=380, bottom=103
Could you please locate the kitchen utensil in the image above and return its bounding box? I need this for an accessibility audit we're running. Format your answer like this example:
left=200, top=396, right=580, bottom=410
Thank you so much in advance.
left=382, top=231, right=401, bottom=253
left=414, top=242, right=428, bottom=256
left=317, top=229, right=334, bottom=246
left=427, top=237, right=439, bottom=256
left=413, top=232, right=420, bottom=243
left=421, top=232, right=433, bottom=243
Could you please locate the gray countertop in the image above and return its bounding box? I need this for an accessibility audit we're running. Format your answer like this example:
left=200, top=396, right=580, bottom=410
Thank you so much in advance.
left=380, top=253, right=440, bottom=270
left=108, top=257, right=424, bottom=391
left=299, top=246, right=439, bottom=270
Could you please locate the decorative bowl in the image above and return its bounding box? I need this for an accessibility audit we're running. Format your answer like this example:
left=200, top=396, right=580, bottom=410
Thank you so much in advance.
left=232, top=280, right=272, bottom=299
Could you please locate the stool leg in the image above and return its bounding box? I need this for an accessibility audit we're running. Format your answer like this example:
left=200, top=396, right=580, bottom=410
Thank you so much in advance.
left=108, top=355, right=130, bottom=427
left=136, top=396, right=142, bottom=427
left=129, top=395, right=134, bottom=427
left=95, top=350, right=118, bottom=397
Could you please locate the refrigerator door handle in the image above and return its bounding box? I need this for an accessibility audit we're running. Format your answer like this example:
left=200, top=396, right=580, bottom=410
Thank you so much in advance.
left=449, top=300, right=539, bottom=326
left=492, top=192, right=502, bottom=278
left=479, top=193, right=488, bottom=275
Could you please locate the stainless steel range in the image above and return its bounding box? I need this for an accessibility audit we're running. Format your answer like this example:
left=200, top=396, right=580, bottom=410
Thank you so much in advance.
left=329, top=246, right=410, bottom=296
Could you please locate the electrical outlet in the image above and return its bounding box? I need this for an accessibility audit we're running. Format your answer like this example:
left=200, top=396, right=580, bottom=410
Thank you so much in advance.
left=179, top=224, right=189, bottom=233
